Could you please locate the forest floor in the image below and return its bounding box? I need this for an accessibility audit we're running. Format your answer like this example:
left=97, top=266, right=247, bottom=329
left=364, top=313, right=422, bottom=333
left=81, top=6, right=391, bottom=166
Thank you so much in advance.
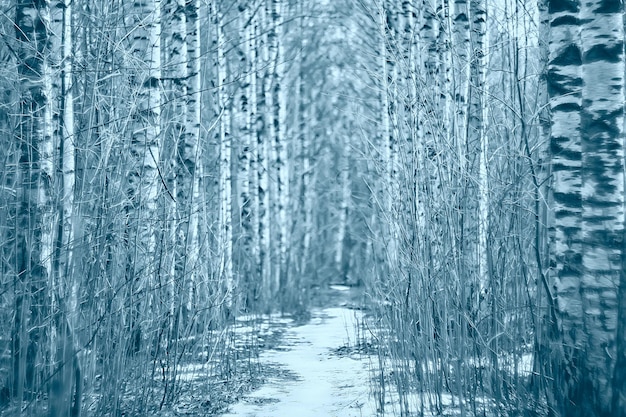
left=220, top=304, right=377, bottom=415
left=149, top=284, right=380, bottom=417
left=215, top=285, right=381, bottom=417
left=157, top=284, right=536, bottom=417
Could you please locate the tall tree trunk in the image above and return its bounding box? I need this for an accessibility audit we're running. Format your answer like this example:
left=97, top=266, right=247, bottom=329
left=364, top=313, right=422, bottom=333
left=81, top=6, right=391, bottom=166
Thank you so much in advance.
left=548, top=0, right=626, bottom=415
left=264, top=0, right=288, bottom=297
left=547, top=3, right=583, bottom=412
left=468, top=0, right=489, bottom=298
left=296, top=63, right=313, bottom=286
left=237, top=2, right=253, bottom=307
left=257, top=1, right=272, bottom=304
left=247, top=4, right=262, bottom=305
left=377, top=0, right=396, bottom=279
left=452, top=0, right=470, bottom=182
left=577, top=0, right=624, bottom=414
left=335, top=131, right=351, bottom=282
left=13, top=0, right=55, bottom=405
left=162, top=0, right=188, bottom=401
left=212, top=2, right=233, bottom=310
left=184, top=0, right=202, bottom=314
left=124, top=0, right=162, bottom=354
left=49, top=1, right=82, bottom=415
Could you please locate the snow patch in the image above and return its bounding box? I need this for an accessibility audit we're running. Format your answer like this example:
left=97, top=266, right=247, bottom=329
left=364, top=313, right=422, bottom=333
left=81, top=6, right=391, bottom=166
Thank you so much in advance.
left=221, top=307, right=378, bottom=417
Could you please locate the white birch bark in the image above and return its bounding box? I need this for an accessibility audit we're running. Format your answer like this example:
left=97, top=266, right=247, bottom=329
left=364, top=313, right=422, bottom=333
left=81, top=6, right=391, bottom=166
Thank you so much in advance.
left=126, top=0, right=162, bottom=238
left=183, top=0, right=201, bottom=313
left=277, top=0, right=289, bottom=294
left=212, top=2, right=233, bottom=308
left=298, top=79, right=313, bottom=279
left=238, top=3, right=251, bottom=267
left=14, top=0, right=55, bottom=404
left=50, top=1, right=82, bottom=415
left=124, top=0, right=162, bottom=353
left=335, top=133, right=351, bottom=280
left=548, top=1, right=626, bottom=415
left=400, top=0, right=423, bottom=236
left=469, top=0, right=489, bottom=296
left=547, top=2, right=584, bottom=412
left=269, top=0, right=289, bottom=293
left=61, top=0, right=76, bottom=317
left=294, top=9, right=315, bottom=281
left=438, top=0, right=452, bottom=153
left=615, top=263, right=626, bottom=414
left=257, top=2, right=272, bottom=302
left=578, top=0, right=624, bottom=411
left=452, top=0, right=470, bottom=177
left=162, top=0, right=187, bottom=336
left=387, top=2, right=401, bottom=272
left=377, top=0, right=397, bottom=272
left=248, top=6, right=262, bottom=302
left=548, top=0, right=583, bottom=343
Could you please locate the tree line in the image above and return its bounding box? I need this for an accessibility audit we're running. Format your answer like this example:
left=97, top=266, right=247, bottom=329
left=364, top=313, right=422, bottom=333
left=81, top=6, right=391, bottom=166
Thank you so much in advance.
left=357, top=1, right=626, bottom=416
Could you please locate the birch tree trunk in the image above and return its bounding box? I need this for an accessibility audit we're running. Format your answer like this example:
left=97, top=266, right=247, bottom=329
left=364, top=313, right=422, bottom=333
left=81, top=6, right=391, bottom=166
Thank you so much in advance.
left=335, top=131, right=351, bottom=281
left=212, top=1, right=233, bottom=309
left=248, top=5, right=262, bottom=304
left=161, top=0, right=188, bottom=399
left=468, top=0, right=489, bottom=298
left=547, top=0, right=583, bottom=412
left=577, top=1, right=624, bottom=413
left=548, top=0, right=626, bottom=415
left=452, top=0, right=470, bottom=181
left=237, top=2, right=253, bottom=306
left=184, top=0, right=202, bottom=313
left=13, top=0, right=55, bottom=404
left=49, top=1, right=82, bottom=415
left=377, top=0, right=396, bottom=276
left=297, top=62, right=313, bottom=284
left=124, top=0, right=162, bottom=354
left=615, top=259, right=626, bottom=415
left=257, top=2, right=272, bottom=303
left=265, top=0, right=289, bottom=296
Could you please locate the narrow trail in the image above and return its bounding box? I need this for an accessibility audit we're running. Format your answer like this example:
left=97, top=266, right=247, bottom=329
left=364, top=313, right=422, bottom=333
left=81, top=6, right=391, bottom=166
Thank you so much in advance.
left=221, top=289, right=379, bottom=417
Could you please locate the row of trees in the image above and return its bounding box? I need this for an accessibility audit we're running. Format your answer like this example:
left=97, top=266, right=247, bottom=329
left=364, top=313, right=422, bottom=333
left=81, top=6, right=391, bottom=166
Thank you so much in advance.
left=0, top=0, right=358, bottom=415
left=350, top=0, right=626, bottom=416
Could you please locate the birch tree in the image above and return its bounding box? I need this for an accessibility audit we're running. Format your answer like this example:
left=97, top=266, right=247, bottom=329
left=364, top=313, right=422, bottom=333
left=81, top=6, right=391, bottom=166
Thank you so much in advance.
left=236, top=2, right=253, bottom=306
left=256, top=1, right=272, bottom=303
left=49, top=1, right=82, bottom=415
left=124, top=0, right=162, bottom=354
left=183, top=0, right=202, bottom=316
left=578, top=4, right=624, bottom=412
left=212, top=1, right=233, bottom=308
left=468, top=0, right=489, bottom=297
left=335, top=130, right=351, bottom=280
left=546, top=0, right=583, bottom=411
left=247, top=2, right=262, bottom=304
left=13, top=0, right=56, bottom=404
left=547, top=0, right=625, bottom=415
left=159, top=0, right=188, bottom=399
left=576, top=1, right=622, bottom=414
left=269, top=0, right=289, bottom=296
left=376, top=0, right=396, bottom=276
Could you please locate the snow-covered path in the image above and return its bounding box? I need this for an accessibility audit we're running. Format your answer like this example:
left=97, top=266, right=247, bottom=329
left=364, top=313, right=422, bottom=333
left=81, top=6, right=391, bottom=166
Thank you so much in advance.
left=221, top=305, right=379, bottom=417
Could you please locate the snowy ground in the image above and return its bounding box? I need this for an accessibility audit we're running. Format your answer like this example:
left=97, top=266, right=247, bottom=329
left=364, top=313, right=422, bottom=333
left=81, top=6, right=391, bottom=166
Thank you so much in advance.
left=220, top=301, right=380, bottom=417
